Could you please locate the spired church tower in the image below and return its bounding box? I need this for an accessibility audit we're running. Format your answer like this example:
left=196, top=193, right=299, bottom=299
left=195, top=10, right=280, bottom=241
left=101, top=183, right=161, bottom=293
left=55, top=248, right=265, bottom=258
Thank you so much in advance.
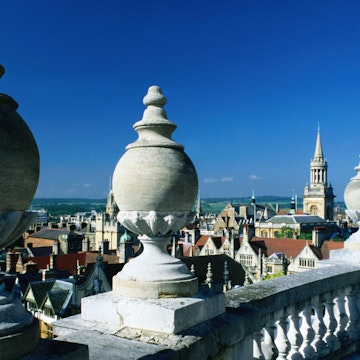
left=95, top=177, right=122, bottom=251
left=303, top=126, right=335, bottom=220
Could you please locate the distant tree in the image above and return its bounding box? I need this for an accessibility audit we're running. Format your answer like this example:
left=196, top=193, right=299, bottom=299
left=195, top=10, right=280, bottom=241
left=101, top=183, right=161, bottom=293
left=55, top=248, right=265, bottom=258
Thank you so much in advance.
left=275, top=226, right=294, bottom=238
left=299, top=232, right=312, bottom=240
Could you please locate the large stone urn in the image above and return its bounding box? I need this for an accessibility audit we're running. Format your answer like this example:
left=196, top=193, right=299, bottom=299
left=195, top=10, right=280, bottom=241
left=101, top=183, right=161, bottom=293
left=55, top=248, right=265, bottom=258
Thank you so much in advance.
left=112, top=85, right=198, bottom=298
left=344, top=159, right=360, bottom=248
left=0, top=65, right=40, bottom=359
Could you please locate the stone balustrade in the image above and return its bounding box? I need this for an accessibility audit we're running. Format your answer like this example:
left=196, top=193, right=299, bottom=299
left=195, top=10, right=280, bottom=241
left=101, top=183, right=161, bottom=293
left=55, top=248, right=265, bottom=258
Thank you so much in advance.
left=53, top=260, right=360, bottom=359
left=224, top=261, right=360, bottom=359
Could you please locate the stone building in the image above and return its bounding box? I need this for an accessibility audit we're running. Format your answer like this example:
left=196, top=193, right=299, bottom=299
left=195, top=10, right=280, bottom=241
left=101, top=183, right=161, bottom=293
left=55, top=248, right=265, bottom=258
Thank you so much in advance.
left=255, top=213, right=338, bottom=240
left=94, top=187, right=122, bottom=251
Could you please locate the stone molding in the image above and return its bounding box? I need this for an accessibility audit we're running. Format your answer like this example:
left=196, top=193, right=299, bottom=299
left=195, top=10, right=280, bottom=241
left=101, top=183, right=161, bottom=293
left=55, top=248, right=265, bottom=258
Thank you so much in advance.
left=117, top=210, right=193, bottom=236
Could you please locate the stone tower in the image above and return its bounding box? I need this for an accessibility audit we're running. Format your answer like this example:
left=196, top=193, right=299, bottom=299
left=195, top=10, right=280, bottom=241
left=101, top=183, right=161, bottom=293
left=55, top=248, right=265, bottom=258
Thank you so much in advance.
left=94, top=183, right=121, bottom=251
left=303, top=126, right=335, bottom=220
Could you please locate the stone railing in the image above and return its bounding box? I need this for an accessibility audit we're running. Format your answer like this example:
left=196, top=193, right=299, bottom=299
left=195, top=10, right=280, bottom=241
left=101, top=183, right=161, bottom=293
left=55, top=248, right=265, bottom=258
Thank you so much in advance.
left=52, top=261, right=360, bottom=359
left=224, top=261, right=360, bottom=359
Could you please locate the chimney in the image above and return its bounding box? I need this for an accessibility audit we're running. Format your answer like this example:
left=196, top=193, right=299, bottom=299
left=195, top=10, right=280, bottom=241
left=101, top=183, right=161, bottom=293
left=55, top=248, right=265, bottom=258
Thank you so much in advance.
left=247, top=223, right=255, bottom=240
left=50, top=253, right=57, bottom=270
left=24, top=261, right=38, bottom=274
left=6, top=251, right=17, bottom=274
left=102, top=240, right=109, bottom=254
left=53, top=240, right=59, bottom=255
left=239, top=206, right=248, bottom=219
left=82, top=237, right=89, bottom=252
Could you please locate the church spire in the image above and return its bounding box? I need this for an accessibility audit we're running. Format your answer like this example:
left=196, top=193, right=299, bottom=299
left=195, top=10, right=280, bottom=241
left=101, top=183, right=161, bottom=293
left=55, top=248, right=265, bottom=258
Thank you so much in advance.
left=313, top=124, right=324, bottom=160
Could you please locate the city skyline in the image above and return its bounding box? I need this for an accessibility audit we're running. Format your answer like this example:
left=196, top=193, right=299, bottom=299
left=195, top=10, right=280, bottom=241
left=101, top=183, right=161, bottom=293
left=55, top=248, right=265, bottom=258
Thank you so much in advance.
left=1, top=1, right=360, bottom=200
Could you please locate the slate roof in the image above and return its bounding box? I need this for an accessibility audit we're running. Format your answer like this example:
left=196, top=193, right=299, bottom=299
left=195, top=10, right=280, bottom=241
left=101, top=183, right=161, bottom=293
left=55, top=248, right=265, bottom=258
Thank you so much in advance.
left=80, top=262, right=124, bottom=285
left=46, top=290, right=70, bottom=315
left=265, top=215, right=327, bottom=224
left=26, top=280, right=55, bottom=307
left=28, top=246, right=53, bottom=257
left=28, top=228, right=69, bottom=240
left=25, top=279, right=74, bottom=317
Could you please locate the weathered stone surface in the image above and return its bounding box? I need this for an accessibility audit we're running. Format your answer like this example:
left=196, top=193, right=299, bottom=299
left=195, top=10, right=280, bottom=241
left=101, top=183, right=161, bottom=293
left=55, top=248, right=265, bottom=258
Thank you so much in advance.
left=113, top=86, right=198, bottom=213
left=0, top=94, right=39, bottom=211
left=23, top=338, right=89, bottom=360
left=345, top=162, right=360, bottom=211
left=0, top=318, right=39, bottom=360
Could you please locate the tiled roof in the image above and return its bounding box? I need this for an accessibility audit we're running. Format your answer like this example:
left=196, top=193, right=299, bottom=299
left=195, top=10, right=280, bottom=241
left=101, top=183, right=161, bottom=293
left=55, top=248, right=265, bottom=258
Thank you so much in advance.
left=24, top=251, right=120, bottom=275
left=184, top=235, right=240, bottom=256
left=321, top=240, right=344, bottom=259
left=277, top=210, right=304, bottom=215
left=249, top=237, right=320, bottom=259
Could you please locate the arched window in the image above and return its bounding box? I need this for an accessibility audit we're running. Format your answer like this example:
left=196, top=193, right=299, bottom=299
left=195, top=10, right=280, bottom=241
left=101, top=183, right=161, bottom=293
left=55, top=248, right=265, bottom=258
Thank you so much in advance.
left=261, top=230, right=268, bottom=237
left=310, top=205, right=318, bottom=216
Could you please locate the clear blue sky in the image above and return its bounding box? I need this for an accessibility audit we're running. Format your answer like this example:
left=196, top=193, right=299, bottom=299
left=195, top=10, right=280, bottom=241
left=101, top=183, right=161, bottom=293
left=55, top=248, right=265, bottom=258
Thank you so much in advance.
left=1, top=1, right=360, bottom=201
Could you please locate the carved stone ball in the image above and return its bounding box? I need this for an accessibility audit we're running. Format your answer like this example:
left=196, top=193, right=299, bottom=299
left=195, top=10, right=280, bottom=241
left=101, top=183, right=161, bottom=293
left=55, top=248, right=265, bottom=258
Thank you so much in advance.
left=0, top=94, right=40, bottom=210
left=113, top=146, right=198, bottom=212
left=344, top=163, right=360, bottom=210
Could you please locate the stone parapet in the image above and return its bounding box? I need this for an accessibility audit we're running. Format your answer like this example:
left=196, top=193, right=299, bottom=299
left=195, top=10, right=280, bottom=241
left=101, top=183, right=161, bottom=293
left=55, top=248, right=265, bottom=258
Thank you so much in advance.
left=53, top=262, right=360, bottom=359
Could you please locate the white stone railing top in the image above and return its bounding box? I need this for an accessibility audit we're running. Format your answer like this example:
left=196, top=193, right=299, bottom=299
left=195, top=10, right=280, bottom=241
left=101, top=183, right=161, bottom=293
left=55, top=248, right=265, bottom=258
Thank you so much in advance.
left=225, top=261, right=360, bottom=312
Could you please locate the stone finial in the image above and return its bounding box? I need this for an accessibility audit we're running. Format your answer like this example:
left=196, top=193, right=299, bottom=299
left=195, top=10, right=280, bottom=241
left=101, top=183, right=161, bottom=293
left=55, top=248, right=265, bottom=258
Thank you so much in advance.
left=112, top=85, right=198, bottom=298
left=223, top=261, right=230, bottom=292
left=244, top=271, right=250, bottom=286
left=127, top=85, right=183, bottom=151
left=206, top=262, right=213, bottom=289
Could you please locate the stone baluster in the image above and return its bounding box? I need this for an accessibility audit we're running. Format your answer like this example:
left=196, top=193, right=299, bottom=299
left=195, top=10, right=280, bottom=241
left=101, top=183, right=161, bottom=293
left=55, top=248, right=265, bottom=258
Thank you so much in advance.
left=311, top=298, right=329, bottom=358
left=334, top=288, right=350, bottom=347
left=299, top=301, right=316, bottom=360
left=253, top=330, right=265, bottom=360
left=274, top=309, right=290, bottom=360
left=345, top=285, right=360, bottom=342
left=287, top=304, right=304, bottom=360
left=262, top=317, right=278, bottom=360
left=323, top=293, right=340, bottom=352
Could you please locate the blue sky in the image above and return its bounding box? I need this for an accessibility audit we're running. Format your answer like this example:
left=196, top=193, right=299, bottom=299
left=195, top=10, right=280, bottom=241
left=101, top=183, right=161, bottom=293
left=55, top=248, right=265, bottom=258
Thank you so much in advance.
left=1, top=1, right=360, bottom=200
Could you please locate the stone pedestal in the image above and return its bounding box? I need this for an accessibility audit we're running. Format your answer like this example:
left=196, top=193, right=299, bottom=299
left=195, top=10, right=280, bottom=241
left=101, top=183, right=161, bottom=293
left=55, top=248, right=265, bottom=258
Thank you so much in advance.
left=0, top=291, right=39, bottom=360
left=80, top=289, right=225, bottom=334
left=112, top=233, right=197, bottom=298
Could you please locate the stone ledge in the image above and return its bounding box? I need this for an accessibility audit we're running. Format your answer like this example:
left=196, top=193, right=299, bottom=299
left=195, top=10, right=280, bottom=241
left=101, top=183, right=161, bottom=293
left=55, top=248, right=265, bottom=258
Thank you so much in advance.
left=22, top=338, right=88, bottom=360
